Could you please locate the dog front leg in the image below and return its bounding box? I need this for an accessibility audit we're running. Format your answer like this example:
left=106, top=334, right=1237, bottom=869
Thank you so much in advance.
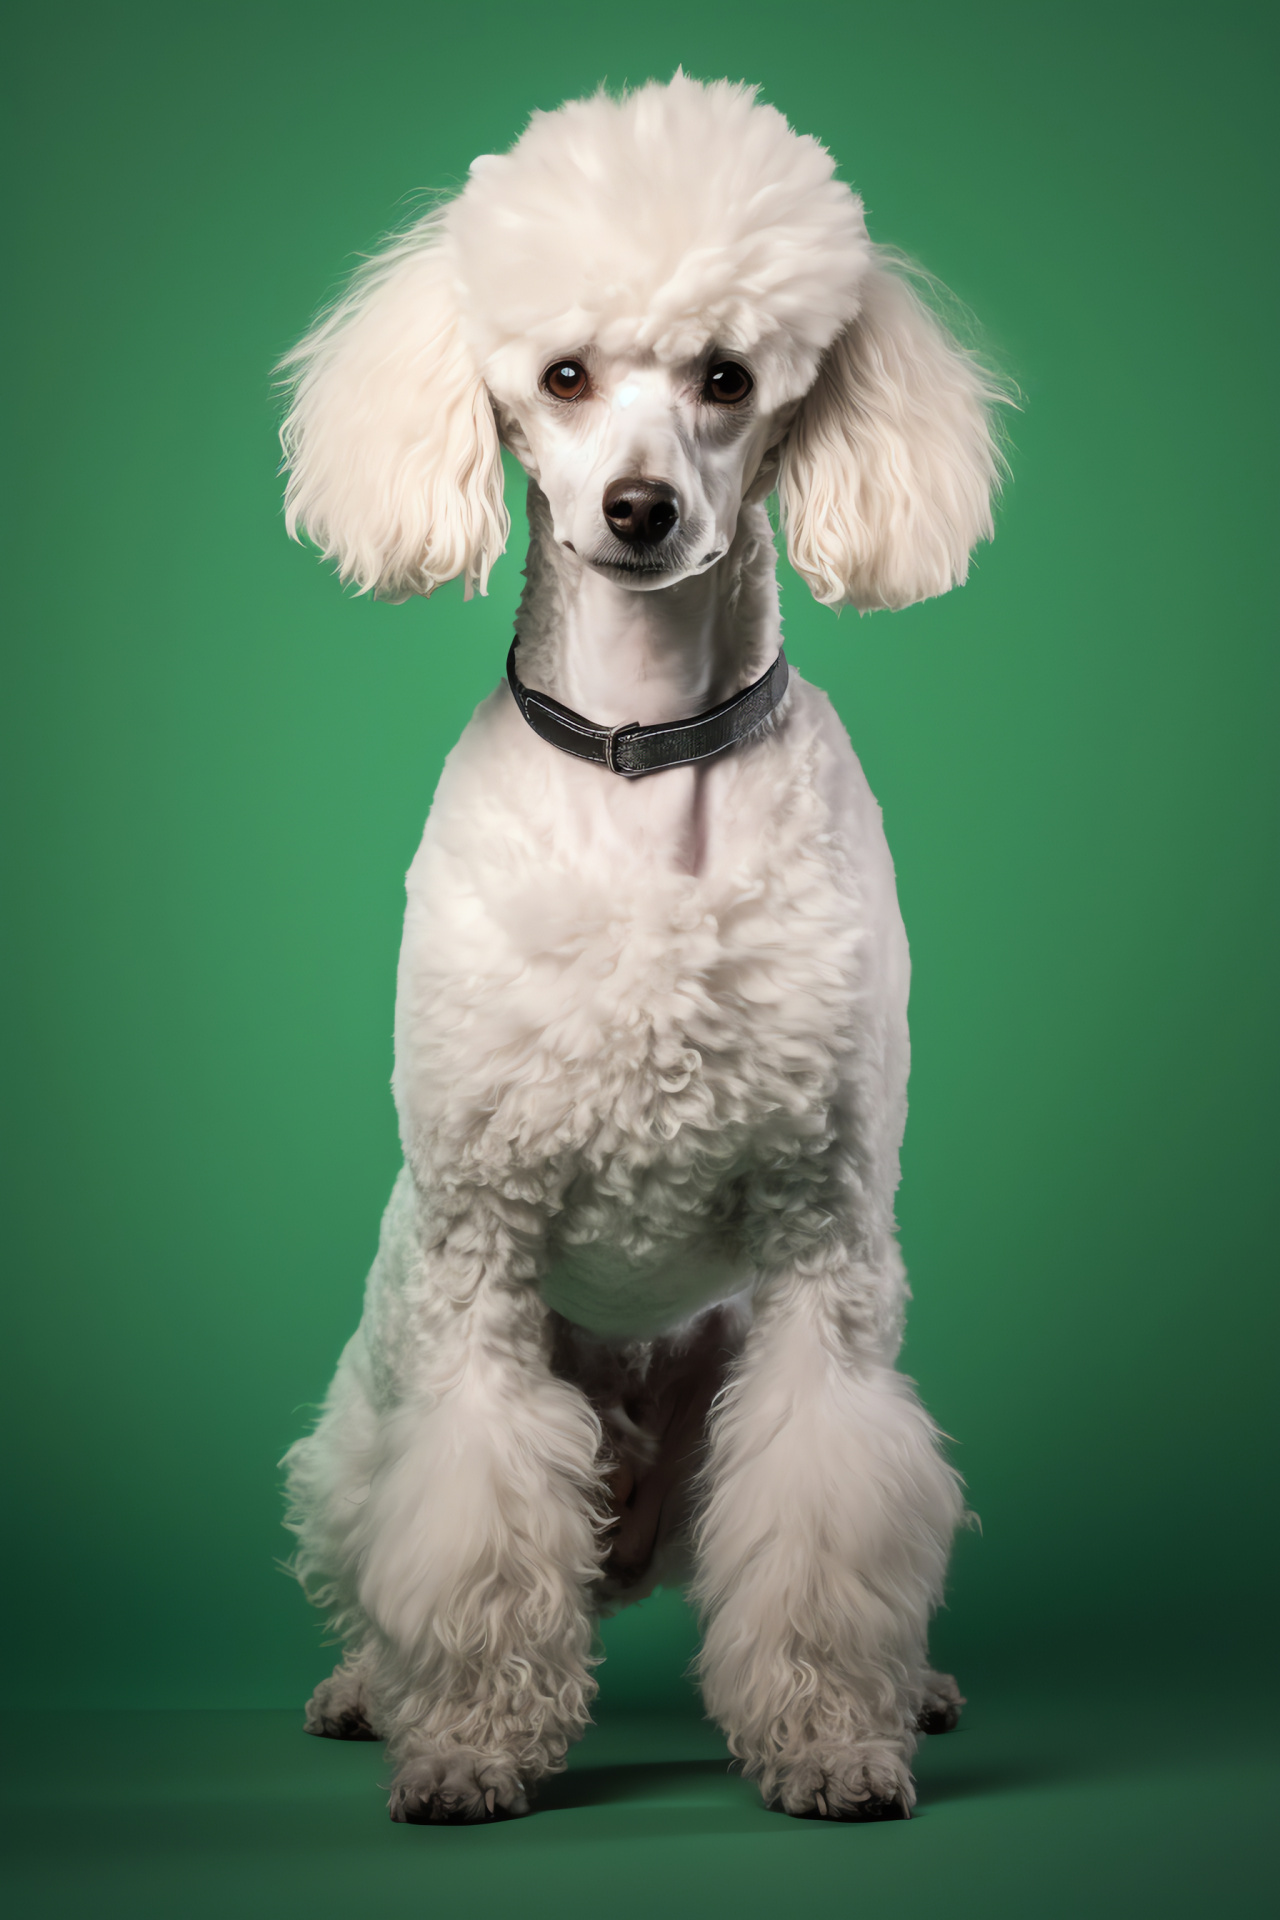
left=693, top=1252, right=963, bottom=1819
left=357, top=1208, right=605, bottom=1823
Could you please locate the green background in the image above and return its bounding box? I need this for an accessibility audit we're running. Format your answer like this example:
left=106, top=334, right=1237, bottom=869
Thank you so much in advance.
left=4, top=1, right=1276, bottom=1914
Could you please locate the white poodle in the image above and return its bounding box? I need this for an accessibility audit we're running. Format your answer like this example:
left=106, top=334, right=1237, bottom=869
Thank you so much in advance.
left=279, top=73, right=1002, bottom=1825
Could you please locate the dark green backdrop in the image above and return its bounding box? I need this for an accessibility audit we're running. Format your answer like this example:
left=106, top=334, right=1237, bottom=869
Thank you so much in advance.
left=5, top=0, right=1275, bottom=1743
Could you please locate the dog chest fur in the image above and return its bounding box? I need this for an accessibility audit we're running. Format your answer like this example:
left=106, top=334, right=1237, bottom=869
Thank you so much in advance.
left=390, top=672, right=909, bottom=1340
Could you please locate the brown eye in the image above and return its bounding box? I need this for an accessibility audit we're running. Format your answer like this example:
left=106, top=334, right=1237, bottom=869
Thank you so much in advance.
left=704, top=360, right=753, bottom=404
left=542, top=359, right=589, bottom=401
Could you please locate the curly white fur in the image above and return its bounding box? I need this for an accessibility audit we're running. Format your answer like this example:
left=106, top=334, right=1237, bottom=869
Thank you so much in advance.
left=280, top=231, right=510, bottom=601
left=280, top=74, right=1001, bottom=1824
left=780, top=265, right=1005, bottom=610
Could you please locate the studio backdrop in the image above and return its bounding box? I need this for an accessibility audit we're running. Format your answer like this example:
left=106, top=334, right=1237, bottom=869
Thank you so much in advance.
left=4, top=0, right=1275, bottom=1713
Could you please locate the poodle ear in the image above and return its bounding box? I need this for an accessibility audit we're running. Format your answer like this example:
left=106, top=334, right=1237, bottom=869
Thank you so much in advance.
left=279, top=224, right=509, bottom=602
left=778, top=262, right=1005, bottom=612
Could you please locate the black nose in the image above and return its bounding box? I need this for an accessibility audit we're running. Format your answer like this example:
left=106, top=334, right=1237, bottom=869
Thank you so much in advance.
left=603, top=478, right=680, bottom=546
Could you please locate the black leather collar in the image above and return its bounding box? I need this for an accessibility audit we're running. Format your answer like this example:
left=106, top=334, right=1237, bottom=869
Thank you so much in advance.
left=506, top=640, right=789, bottom=778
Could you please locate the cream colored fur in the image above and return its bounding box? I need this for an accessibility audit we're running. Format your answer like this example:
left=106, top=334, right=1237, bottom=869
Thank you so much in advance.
left=280, top=74, right=1001, bottom=1825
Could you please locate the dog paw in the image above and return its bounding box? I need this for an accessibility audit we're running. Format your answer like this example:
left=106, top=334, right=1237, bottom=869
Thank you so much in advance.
left=388, top=1757, right=530, bottom=1825
left=310, top=1703, right=381, bottom=1741
left=303, top=1664, right=383, bottom=1741
left=776, top=1747, right=915, bottom=1822
left=915, top=1668, right=965, bottom=1736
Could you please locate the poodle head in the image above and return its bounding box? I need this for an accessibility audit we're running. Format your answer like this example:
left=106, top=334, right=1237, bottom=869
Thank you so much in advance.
left=280, top=74, right=1004, bottom=610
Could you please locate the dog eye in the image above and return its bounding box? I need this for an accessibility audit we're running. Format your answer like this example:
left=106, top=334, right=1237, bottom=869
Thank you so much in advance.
left=542, top=360, right=589, bottom=401
left=704, top=361, right=753, bottom=405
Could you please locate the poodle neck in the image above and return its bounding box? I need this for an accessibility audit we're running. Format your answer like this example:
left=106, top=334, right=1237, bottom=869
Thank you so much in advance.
left=515, top=488, right=782, bottom=730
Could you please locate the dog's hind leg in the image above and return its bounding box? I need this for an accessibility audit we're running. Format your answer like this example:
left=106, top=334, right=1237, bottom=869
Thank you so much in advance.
left=916, top=1667, right=965, bottom=1735
left=693, top=1247, right=963, bottom=1820
left=352, top=1189, right=607, bottom=1824
left=304, top=1647, right=383, bottom=1740
left=284, top=1176, right=424, bottom=1745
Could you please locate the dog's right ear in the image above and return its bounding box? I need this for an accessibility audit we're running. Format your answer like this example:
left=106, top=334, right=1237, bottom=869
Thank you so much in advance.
left=778, top=261, right=1006, bottom=613
left=279, top=224, right=509, bottom=602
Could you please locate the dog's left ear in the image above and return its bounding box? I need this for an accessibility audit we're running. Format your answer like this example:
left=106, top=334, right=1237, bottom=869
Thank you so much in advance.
left=778, top=263, right=1006, bottom=612
left=279, top=225, right=509, bottom=602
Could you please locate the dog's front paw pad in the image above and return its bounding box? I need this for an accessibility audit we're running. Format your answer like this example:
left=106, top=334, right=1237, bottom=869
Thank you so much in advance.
left=388, top=1771, right=529, bottom=1825
left=803, top=1786, right=910, bottom=1822
left=780, top=1751, right=915, bottom=1822
left=389, top=1787, right=482, bottom=1825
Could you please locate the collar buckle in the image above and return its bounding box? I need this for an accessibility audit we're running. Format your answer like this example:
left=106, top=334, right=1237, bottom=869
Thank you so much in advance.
left=604, top=721, right=641, bottom=776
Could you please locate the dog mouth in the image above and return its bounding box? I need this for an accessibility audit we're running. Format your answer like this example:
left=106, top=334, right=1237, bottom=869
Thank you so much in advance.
left=587, top=528, right=706, bottom=582
left=593, top=554, right=677, bottom=577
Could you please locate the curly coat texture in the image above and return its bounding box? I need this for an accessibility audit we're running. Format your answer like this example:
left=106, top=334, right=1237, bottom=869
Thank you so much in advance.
left=280, top=74, right=1002, bottom=1824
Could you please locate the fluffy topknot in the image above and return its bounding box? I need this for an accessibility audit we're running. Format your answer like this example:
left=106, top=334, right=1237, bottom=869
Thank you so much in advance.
left=449, top=74, right=872, bottom=366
